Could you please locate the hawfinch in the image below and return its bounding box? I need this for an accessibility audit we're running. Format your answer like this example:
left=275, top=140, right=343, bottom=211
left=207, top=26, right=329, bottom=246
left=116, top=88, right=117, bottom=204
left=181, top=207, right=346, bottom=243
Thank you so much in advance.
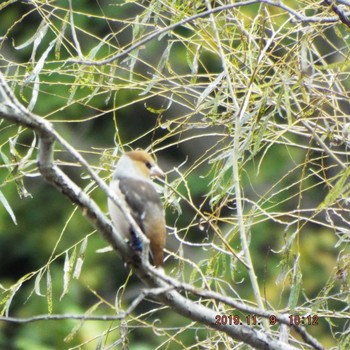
left=108, top=150, right=166, bottom=267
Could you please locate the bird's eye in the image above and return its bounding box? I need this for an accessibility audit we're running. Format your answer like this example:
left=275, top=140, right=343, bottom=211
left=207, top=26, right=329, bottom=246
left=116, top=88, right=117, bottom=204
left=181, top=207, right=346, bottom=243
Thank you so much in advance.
left=145, top=161, right=152, bottom=169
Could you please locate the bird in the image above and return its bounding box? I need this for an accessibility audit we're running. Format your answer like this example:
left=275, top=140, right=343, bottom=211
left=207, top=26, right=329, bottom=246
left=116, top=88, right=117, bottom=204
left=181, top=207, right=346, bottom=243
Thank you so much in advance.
left=108, top=150, right=166, bottom=267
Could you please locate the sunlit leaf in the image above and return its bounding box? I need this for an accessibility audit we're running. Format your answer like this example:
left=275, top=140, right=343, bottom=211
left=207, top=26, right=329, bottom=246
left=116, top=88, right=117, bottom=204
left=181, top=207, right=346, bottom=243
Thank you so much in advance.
left=0, top=190, right=17, bottom=225
left=73, top=237, right=88, bottom=279
left=34, top=269, right=45, bottom=297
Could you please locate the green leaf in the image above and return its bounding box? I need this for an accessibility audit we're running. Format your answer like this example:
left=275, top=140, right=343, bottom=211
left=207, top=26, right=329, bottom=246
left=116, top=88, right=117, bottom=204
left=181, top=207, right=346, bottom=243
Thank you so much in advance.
left=73, top=237, right=88, bottom=279
left=287, top=255, right=302, bottom=312
left=0, top=190, right=17, bottom=225
left=318, top=166, right=350, bottom=210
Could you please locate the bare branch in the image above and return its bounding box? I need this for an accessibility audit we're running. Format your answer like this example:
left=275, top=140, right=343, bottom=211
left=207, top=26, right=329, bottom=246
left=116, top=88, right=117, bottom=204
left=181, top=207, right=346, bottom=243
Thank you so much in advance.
left=69, top=0, right=346, bottom=67
left=324, top=0, right=350, bottom=28
left=0, top=70, right=318, bottom=350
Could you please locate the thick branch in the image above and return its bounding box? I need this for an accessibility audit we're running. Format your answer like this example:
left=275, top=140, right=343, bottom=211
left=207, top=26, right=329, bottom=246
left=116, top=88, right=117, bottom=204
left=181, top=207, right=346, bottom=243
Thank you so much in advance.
left=0, top=72, right=323, bottom=350
left=324, top=0, right=350, bottom=28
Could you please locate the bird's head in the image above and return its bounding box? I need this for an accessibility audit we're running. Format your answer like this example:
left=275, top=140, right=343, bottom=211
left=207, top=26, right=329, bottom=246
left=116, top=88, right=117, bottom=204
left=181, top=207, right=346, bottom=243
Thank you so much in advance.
left=112, top=150, right=164, bottom=181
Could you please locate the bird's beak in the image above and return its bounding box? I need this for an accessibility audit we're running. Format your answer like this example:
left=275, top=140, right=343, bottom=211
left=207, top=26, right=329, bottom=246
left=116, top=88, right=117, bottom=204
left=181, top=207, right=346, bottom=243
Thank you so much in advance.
left=150, top=164, right=165, bottom=178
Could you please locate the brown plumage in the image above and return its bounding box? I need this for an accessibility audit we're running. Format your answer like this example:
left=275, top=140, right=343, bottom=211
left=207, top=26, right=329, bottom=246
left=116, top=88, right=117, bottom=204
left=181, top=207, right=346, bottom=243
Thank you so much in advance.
left=108, top=150, right=166, bottom=267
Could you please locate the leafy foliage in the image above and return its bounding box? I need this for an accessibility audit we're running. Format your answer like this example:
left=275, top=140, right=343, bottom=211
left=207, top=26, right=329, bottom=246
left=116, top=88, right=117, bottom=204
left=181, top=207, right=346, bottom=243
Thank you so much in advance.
left=0, top=0, right=349, bottom=349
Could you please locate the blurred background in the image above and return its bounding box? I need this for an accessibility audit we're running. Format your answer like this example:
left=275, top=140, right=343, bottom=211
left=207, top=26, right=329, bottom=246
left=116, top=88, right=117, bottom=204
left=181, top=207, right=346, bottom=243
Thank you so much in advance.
left=0, top=1, right=349, bottom=349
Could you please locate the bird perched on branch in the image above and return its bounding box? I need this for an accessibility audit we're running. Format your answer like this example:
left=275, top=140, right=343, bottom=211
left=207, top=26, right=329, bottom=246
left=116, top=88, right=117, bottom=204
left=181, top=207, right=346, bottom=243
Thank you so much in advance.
left=108, top=150, right=166, bottom=267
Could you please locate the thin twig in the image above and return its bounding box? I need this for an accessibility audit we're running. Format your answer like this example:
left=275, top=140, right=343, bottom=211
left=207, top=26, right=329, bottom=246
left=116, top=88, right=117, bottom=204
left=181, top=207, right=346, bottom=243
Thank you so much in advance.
left=0, top=71, right=310, bottom=350
left=68, top=0, right=344, bottom=67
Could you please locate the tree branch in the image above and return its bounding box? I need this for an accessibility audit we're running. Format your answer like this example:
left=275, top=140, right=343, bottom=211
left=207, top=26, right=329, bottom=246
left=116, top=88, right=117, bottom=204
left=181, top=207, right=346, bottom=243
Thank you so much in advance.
left=0, top=71, right=323, bottom=350
left=324, top=0, right=350, bottom=28
left=68, top=0, right=347, bottom=67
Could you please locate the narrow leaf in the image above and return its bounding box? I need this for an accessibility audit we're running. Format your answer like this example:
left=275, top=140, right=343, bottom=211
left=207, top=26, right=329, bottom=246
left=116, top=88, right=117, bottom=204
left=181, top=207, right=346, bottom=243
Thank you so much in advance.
left=73, top=237, right=88, bottom=279
left=319, top=166, right=350, bottom=209
left=196, top=71, right=226, bottom=109
left=15, top=18, right=49, bottom=51
left=4, top=282, right=22, bottom=317
left=0, top=190, right=17, bottom=225
left=25, top=38, right=56, bottom=83
left=61, top=251, right=71, bottom=300
left=288, top=255, right=302, bottom=312
left=34, top=269, right=45, bottom=297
